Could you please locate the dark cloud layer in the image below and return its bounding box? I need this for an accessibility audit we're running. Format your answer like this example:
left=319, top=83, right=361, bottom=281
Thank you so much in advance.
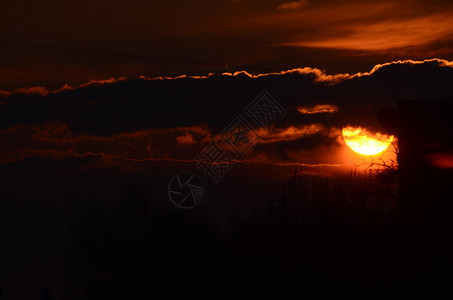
left=0, top=59, right=452, bottom=164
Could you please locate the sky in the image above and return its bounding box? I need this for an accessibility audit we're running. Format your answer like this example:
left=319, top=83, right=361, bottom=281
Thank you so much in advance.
left=1, top=0, right=453, bottom=89
left=1, top=0, right=453, bottom=298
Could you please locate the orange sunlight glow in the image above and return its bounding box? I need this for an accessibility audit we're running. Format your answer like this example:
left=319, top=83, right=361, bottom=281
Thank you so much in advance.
left=297, top=104, right=339, bottom=114
left=342, top=126, right=394, bottom=156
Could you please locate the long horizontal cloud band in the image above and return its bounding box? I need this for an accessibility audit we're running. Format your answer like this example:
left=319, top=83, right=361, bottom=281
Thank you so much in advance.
left=0, top=59, right=452, bottom=165
left=0, top=121, right=339, bottom=165
left=1, top=59, right=452, bottom=136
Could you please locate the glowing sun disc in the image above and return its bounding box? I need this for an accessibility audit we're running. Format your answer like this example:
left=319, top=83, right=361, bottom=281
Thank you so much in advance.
left=342, top=126, right=394, bottom=156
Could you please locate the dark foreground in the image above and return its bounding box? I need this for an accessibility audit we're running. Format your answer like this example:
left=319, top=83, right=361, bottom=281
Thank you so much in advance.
left=63, top=170, right=452, bottom=299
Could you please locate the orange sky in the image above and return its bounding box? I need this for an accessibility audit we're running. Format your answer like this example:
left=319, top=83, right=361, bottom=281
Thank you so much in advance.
left=1, top=0, right=453, bottom=89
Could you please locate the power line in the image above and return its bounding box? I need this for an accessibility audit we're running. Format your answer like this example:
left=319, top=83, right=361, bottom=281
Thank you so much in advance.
left=0, top=39, right=276, bottom=72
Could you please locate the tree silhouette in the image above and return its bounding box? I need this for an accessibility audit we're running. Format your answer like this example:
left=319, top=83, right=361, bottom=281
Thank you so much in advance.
left=37, top=287, right=55, bottom=300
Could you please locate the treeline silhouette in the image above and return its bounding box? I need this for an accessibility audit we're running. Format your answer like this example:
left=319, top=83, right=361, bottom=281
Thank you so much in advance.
left=64, top=168, right=448, bottom=299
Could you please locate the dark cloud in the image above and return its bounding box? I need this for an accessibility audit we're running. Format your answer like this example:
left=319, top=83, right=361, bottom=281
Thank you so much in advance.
left=0, top=59, right=452, bottom=165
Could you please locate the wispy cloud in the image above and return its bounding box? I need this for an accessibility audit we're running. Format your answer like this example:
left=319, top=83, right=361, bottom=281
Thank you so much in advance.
left=0, top=77, right=128, bottom=97
left=277, top=0, right=308, bottom=11
left=297, top=104, right=339, bottom=114
left=275, top=1, right=453, bottom=52
left=0, top=122, right=210, bottom=163
left=0, top=121, right=343, bottom=169
left=255, top=124, right=329, bottom=144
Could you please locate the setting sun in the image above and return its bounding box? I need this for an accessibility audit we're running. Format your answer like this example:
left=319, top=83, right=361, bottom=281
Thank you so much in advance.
left=342, top=126, right=394, bottom=156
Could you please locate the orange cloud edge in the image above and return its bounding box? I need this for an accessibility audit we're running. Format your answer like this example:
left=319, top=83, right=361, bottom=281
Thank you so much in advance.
left=1, top=58, right=452, bottom=97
